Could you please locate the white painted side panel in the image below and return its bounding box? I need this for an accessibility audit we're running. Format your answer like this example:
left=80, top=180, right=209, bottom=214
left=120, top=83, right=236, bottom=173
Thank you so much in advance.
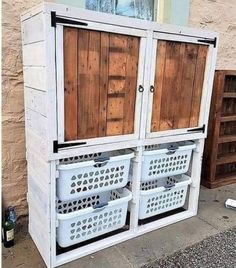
left=24, top=87, right=47, bottom=116
left=25, top=130, right=47, bottom=158
left=23, top=42, right=46, bottom=66
left=22, top=12, right=44, bottom=44
left=28, top=196, right=50, bottom=267
left=24, top=67, right=46, bottom=91
left=25, top=108, right=47, bottom=139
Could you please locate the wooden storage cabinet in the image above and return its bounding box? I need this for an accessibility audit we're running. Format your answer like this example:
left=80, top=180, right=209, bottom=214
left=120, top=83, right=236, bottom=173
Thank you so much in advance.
left=21, top=3, right=217, bottom=267
left=202, top=71, right=236, bottom=188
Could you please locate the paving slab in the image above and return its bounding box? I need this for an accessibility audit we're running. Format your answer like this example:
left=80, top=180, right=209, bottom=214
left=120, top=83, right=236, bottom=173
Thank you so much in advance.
left=116, top=216, right=218, bottom=267
left=198, top=184, right=236, bottom=230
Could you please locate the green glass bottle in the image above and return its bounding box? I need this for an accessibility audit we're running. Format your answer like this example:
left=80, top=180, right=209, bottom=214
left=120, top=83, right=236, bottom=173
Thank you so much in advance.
left=3, top=219, right=14, bottom=248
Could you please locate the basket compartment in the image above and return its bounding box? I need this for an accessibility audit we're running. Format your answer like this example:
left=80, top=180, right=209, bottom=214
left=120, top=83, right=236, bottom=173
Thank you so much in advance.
left=138, top=175, right=191, bottom=219
left=57, top=150, right=134, bottom=201
left=141, top=142, right=195, bottom=181
left=56, top=188, right=132, bottom=247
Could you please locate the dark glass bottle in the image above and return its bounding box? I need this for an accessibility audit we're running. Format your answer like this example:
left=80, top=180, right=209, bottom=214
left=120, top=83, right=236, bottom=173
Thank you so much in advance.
left=3, top=220, right=14, bottom=248
left=5, top=206, right=17, bottom=225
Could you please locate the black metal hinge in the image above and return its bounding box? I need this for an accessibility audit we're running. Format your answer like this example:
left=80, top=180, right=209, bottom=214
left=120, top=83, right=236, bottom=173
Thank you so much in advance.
left=198, top=37, right=217, bottom=48
left=51, top=11, right=88, bottom=28
left=53, top=140, right=87, bottom=153
left=187, top=124, right=205, bottom=134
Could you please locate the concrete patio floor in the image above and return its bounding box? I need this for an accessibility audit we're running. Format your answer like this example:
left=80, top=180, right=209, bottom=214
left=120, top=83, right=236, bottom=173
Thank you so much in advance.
left=2, top=184, right=236, bottom=268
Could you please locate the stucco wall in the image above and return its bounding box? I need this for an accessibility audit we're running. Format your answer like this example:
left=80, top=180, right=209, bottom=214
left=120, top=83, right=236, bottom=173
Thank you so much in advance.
left=2, top=0, right=42, bottom=221
left=189, top=0, right=236, bottom=69
left=2, top=0, right=236, bottom=222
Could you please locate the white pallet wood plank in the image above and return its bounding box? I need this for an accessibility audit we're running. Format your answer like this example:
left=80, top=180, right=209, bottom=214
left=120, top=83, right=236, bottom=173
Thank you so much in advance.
left=28, top=167, right=50, bottom=217
left=129, top=147, right=142, bottom=231
left=28, top=197, right=51, bottom=267
left=27, top=150, right=50, bottom=184
left=22, top=12, right=44, bottom=44
left=25, top=129, right=47, bottom=157
left=21, top=3, right=44, bottom=21
left=23, top=41, right=46, bottom=67
left=24, top=86, right=47, bottom=116
left=23, top=67, right=46, bottom=91
left=25, top=108, right=47, bottom=139
left=50, top=161, right=57, bottom=268
left=188, top=140, right=205, bottom=214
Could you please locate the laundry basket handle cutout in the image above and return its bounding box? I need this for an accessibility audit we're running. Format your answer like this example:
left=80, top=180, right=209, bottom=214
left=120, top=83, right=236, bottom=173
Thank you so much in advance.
left=92, top=202, right=108, bottom=212
left=93, top=157, right=110, bottom=168
left=164, top=183, right=175, bottom=190
left=166, top=144, right=179, bottom=155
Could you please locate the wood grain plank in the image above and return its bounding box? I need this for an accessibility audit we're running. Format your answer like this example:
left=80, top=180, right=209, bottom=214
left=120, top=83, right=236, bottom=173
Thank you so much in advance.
left=123, top=36, right=139, bottom=134
left=77, top=29, right=100, bottom=139
left=189, top=45, right=208, bottom=127
left=159, top=41, right=181, bottom=131
left=177, top=43, right=198, bottom=129
left=99, top=32, right=109, bottom=137
left=106, top=34, right=127, bottom=135
left=151, top=40, right=167, bottom=132
left=106, top=97, right=124, bottom=120
left=64, top=27, right=78, bottom=141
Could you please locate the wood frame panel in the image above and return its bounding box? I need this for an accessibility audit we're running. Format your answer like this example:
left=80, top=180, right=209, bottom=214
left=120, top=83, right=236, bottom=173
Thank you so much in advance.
left=56, top=24, right=145, bottom=146
left=146, top=33, right=214, bottom=139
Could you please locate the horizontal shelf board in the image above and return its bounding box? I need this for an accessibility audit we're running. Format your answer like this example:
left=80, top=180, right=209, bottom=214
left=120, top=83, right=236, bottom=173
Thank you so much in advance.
left=216, top=171, right=236, bottom=181
left=223, top=92, right=236, bottom=98
left=218, top=135, right=236, bottom=143
left=216, top=153, right=236, bottom=165
left=220, top=115, right=236, bottom=122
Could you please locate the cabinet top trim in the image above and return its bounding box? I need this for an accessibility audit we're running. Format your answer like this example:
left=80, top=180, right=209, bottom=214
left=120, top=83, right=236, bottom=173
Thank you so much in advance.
left=21, top=2, right=218, bottom=40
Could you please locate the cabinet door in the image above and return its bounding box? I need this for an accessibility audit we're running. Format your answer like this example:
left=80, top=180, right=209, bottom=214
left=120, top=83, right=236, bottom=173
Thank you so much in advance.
left=146, top=34, right=213, bottom=138
left=56, top=24, right=146, bottom=147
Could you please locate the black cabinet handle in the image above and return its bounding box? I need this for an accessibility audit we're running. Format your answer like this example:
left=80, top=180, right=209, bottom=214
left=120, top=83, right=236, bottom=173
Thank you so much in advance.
left=138, top=85, right=144, bottom=92
left=150, top=85, right=155, bottom=93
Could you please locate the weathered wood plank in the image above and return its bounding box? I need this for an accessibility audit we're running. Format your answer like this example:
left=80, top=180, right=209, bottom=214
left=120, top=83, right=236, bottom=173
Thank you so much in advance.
left=106, top=34, right=127, bottom=135
left=77, top=30, right=100, bottom=139
left=106, top=97, right=124, bottom=120
left=189, top=45, right=208, bottom=127
left=99, top=32, right=109, bottom=137
left=151, top=41, right=166, bottom=132
left=64, top=27, right=78, bottom=141
left=177, top=43, right=198, bottom=129
left=159, top=41, right=181, bottom=130
left=123, top=36, right=139, bottom=134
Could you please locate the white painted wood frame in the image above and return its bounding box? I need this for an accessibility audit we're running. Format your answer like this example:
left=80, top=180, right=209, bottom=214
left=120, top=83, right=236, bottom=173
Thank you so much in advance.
left=21, top=3, right=218, bottom=268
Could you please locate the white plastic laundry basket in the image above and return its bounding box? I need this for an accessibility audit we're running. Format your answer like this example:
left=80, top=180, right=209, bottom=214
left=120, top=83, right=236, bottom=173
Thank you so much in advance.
left=138, top=175, right=191, bottom=219
left=56, top=188, right=132, bottom=247
left=141, top=141, right=195, bottom=181
left=57, top=150, right=134, bottom=201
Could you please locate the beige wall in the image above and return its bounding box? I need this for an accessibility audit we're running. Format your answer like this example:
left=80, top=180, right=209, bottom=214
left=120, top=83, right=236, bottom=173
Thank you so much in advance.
left=2, top=0, right=236, bottom=221
left=189, top=0, right=236, bottom=69
left=2, top=0, right=42, bottom=221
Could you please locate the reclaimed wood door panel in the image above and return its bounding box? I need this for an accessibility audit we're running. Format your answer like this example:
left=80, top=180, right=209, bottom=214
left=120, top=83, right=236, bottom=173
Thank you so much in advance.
left=63, top=27, right=140, bottom=141
left=151, top=40, right=208, bottom=132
